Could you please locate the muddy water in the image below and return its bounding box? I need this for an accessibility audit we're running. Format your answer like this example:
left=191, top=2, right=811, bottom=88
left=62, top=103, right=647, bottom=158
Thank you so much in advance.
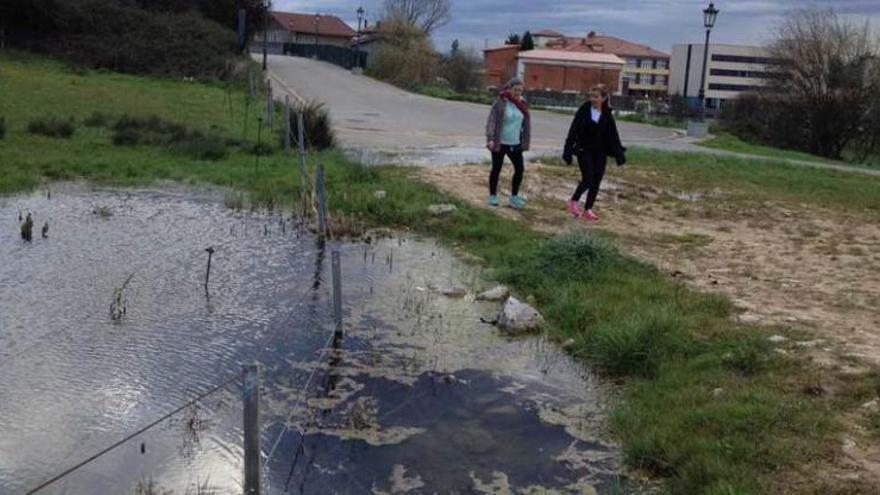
left=0, top=184, right=628, bottom=494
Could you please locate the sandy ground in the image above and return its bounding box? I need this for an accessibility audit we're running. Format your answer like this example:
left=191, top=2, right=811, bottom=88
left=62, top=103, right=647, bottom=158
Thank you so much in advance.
left=420, top=161, right=880, bottom=489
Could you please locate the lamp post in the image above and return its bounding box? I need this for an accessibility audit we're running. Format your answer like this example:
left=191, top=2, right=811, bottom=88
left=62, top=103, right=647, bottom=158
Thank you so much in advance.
left=313, top=14, right=320, bottom=59
left=261, top=0, right=270, bottom=71
left=697, top=1, right=719, bottom=121
left=354, top=6, right=365, bottom=71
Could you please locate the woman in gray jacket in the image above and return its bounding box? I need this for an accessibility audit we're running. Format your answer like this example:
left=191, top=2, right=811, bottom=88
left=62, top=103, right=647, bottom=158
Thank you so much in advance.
left=485, top=78, right=531, bottom=208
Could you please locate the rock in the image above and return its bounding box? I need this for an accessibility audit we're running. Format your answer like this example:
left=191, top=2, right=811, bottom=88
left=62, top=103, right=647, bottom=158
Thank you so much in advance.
left=427, top=204, right=457, bottom=216
left=439, top=287, right=467, bottom=298
left=374, top=190, right=387, bottom=200
left=736, top=313, right=762, bottom=325
left=862, top=399, right=878, bottom=410
left=768, top=335, right=787, bottom=343
left=476, top=285, right=509, bottom=302
left=561, top=339, right=577, bottom=350
left=712, top=387, right=724, bottom=397
left=497, top=297, right=545, bottom=335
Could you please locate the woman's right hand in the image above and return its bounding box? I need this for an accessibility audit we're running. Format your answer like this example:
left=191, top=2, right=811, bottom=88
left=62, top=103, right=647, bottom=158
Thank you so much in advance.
left=486, top=140, right=495, bottom=151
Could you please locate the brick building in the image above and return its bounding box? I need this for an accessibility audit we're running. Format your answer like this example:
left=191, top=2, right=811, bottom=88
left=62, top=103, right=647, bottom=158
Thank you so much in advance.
left=254, top=11, right=356, bottom=48
left=547, top=32, right=670, bottom=98
left=484, top=47, right=624, bottom=94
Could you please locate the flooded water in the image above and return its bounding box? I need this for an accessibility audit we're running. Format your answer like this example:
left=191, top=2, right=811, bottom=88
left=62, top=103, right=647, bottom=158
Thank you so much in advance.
left=1, top=184, right=629, bottom=494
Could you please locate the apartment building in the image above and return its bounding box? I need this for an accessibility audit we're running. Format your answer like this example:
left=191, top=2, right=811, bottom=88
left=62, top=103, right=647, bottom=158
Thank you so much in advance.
left=669, top=43, right=776, bottom=109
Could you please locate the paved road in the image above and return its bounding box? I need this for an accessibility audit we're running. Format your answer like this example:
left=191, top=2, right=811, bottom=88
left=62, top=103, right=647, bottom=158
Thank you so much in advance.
left=265, top=55, right=880, bottom=176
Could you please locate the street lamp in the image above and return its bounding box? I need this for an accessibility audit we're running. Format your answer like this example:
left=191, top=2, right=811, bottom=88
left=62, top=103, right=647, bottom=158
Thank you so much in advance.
left=354, top=6, right=365, bottom=71
left=313, top=13, right=320, bottom=59
left=262, top=0, right=270, bottom=71
left=697, top=1, right=719, bottom=121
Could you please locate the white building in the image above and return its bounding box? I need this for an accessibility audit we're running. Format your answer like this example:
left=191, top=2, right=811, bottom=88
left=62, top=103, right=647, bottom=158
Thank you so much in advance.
left=669, top=43, right=777, bottom=111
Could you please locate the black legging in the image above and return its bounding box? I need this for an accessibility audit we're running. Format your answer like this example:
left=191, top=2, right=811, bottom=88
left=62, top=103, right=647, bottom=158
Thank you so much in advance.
left=571, top=151, right=607, bottom=210
left=489, top=145, right=524, bottom=196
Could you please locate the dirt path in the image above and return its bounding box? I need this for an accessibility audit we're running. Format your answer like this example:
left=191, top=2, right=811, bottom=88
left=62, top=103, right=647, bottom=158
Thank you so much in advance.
left=421, top=161, right=880, bottom=487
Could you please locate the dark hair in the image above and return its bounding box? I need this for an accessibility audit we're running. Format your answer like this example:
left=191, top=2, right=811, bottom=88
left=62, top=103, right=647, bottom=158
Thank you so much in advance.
left=590, top=84, right=612, bottom=112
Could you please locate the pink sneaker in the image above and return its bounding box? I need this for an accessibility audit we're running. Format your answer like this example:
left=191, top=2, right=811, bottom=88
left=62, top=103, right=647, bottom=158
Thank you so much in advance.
left=581, top=209, right=599, bottom=222
left=566, top=200, right=583, bottom=217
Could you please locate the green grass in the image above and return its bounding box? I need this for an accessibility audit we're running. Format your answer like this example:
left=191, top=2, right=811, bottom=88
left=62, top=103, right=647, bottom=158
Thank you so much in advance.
left=418, top=84, right=495, bottom=105
left=618, top=113, right=687, bottom=130
left=0, top=53, right=874, bottom=494
left=698, top=132, right=839, bottom=164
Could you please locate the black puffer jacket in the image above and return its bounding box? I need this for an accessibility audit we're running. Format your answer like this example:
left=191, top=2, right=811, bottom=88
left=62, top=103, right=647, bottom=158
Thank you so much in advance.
left=563, top=104, right=626, bottom=165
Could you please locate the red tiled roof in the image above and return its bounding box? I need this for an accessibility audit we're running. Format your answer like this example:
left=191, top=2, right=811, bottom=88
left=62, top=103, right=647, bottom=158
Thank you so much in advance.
left=518, top=49, right=625, bottom=66
left=483, top=45, right=521, bottom=53
left=270, top=11, right=356, bottom=38
left=547, top=34, right=669, bottom=59
left=532, top=29, right=564, bottom=37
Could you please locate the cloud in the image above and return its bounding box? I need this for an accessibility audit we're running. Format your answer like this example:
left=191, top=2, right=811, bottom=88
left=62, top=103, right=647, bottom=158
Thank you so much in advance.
left=272, top=0, right=880, bottom=53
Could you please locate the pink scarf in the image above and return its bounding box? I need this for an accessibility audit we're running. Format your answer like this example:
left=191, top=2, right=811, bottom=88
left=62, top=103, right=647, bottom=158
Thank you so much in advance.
left=501, top=90, right=530, bottom=120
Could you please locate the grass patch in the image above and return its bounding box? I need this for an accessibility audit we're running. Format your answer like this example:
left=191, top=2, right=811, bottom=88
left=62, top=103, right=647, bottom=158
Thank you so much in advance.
left=625, top=147, right=880, bottom=217
left=698, top=132, right=838, bottom=164
left=418, top=84, right=495, bottom=105
left=0, top=52, right=866, bottom=494
left=83, top=111, right=113, bottom=128
left=618, top=113, right=686, bottom=129
left=27, top=115, right=75, bottom=138
left=0, top=116, right=6, bottom=139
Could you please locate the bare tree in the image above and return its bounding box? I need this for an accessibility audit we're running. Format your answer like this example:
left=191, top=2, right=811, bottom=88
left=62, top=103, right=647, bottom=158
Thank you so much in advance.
left=769, top=9, right=879, bottom=158
left=383, top=0, right=451, bottom=35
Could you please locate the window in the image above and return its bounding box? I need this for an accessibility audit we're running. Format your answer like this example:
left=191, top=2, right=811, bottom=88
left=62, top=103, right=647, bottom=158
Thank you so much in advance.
left=652, top=59, right=658, bottom=69
left=650, top=74, right=656, bottom=85
left=635, top=74, right=642, bottom=84
left=658, top=59, right=669, bottom=69
left=708, top=83, right=763, bottom=92
left=627, top=58, right=638, bottom=67
left=710, top=68, right=773, bottom=79
left=711, top=54, right=780, bottom=65
left=657, top=75, right=668, bottom=86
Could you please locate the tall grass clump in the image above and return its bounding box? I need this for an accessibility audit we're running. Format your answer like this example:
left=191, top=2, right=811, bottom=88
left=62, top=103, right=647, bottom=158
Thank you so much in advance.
left=27, top=116, right=75, bottom=138
left=112, top=115, right=228, bottom=161
left=284, top=100, right=335, bottom=151
left=84, top=111, right=112, bottom=128
left=0, top=116, right=6, bottom=139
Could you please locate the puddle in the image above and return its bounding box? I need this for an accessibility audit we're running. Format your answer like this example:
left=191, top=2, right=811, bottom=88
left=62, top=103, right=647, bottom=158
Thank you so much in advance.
left=1, top=183, right=631, bottom=494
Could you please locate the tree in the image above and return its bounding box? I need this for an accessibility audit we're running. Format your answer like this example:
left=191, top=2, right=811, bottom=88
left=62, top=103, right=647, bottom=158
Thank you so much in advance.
left=441, top=47, right=484, bottom=92
left=451, top=39, right=459, bottom=54
left=505, top=33, right=520, bottom=45
left=521, top=31, right=534, bottom=51
left=383, top=0, right=451, bottom=35
left=721, top=9, right=879, bottom=161
left=768, top=9, right=879, bottom=158
left=366, top=16, right=438, bottom=88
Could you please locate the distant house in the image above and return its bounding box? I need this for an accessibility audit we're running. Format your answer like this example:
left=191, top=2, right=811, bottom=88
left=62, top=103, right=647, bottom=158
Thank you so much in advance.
left=547, top=32, right=670, bottom=98
left=254, top=11, right=356, bottom=48
left=484, top=47, right=624, bottom=94
left=531, top=30, right=565, bottom=48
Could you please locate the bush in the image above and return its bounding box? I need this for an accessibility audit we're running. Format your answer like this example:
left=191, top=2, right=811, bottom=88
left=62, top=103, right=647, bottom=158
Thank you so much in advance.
left=439, top=48, right=484, bottom=93
left=365, top=17, right=438, bottom=89
left=28, top=116, right=75, bottom=138
left=283, top=100, right=335, bottom=151
left=0, top=117, right=6, bottom=140
left=586, top=309, right=688, bottom=377
left=111, top=114, right=229, bottom=160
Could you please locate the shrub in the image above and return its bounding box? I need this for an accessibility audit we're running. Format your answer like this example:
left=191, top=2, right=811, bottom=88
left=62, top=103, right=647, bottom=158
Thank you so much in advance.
left=585, top=309, right=688, bottom=378
left=283, top=100, right=335, bottom=151
left=365, top=17, right=438, bottom=89
left=174, top=136, right=228, bottom=161
left=111, top=114, right=228, bottom=160
left=439, top=48, right=484, bottom=93
left=0, top=117, right=6, bottom=140
left=28, top=116, right=75, bottom=138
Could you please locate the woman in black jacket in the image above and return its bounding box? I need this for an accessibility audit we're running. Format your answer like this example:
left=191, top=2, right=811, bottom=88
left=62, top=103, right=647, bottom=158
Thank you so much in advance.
left=562, top=84, right=626, bottom=222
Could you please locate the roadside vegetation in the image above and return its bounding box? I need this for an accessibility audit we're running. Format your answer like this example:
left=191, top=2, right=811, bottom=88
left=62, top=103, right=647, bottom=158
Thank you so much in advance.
left=3, top=53, right=879, bottom=494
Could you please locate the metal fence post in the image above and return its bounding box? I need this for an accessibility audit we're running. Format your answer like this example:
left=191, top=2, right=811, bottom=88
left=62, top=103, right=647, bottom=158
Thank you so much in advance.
left=243, top=364, right=260, bottom=495
left=298, top=110, right=310, bottom=219
left=284, top=95, right=291, bottom=154
left=315, top=163, right=327, bottom=239
left=331, top=250, right=343, bottom=338
left=267, top=82, right=274, bottom=131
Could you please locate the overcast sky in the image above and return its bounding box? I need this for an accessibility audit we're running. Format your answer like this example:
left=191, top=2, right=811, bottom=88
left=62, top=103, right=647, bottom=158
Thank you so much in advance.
left=274, top=0, right=880, bottom=54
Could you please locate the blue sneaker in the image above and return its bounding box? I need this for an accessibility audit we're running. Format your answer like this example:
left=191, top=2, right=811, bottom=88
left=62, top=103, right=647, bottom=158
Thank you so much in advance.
left=488, top=195, right=500, bottom=207
left=509, top=195, right=527, bottom=209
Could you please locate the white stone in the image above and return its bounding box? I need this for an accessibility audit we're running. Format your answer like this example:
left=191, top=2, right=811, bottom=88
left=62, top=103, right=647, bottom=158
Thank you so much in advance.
left=768, top=335, right=787, bottom=343
left=374, top=190, right=387, bottom=200
left=427, top=204, right=457, bottom=215
left=439, top=287, right=467, bottom=298
left=475, top=285, right=510, bottom=302
left=736, top=313, right=762, bottom=325
left=497, top=297, right=545, bottom=335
